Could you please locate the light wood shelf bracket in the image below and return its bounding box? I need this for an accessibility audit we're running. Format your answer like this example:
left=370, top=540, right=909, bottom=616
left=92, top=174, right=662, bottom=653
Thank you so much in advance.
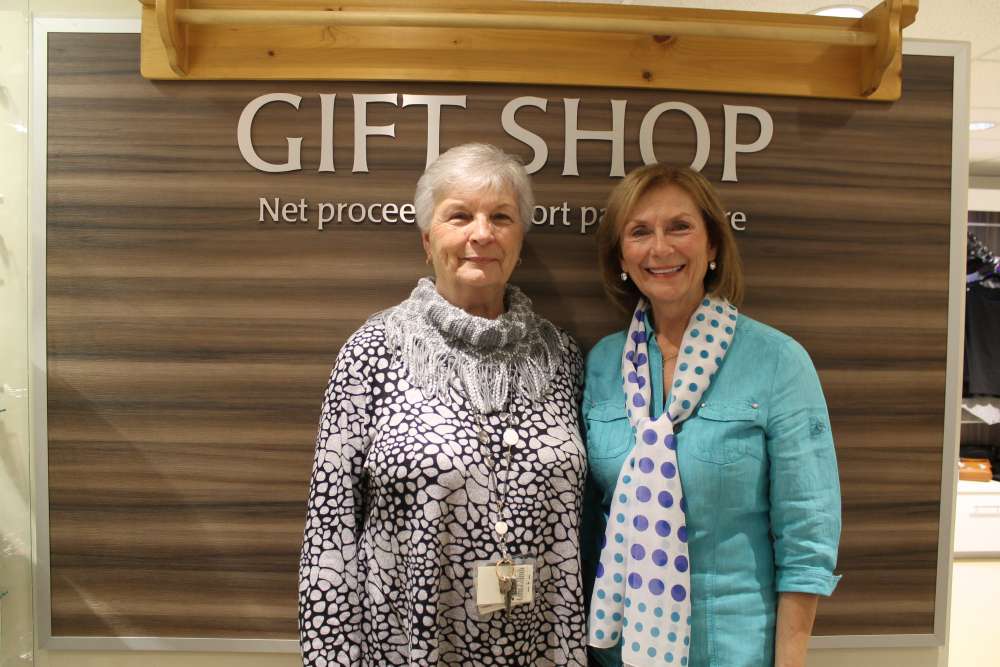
left=138, top=0, right=918, bottom=101
left=155, top=0, right=189, bottom=76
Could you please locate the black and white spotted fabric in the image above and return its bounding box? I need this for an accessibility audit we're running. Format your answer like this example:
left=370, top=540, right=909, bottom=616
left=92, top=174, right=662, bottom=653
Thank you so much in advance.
left=298, top=319, right=587, bottom=666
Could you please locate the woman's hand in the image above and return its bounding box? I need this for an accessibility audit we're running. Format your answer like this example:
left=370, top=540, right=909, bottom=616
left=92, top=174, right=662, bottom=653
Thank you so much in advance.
left=774, top=592, right=818, bottom=667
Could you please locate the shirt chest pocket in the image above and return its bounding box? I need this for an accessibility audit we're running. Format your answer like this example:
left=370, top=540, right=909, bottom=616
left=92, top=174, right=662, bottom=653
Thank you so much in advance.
left=683, top=400, right=764, bottom=465
left=584, top=400, right=633, bottom=460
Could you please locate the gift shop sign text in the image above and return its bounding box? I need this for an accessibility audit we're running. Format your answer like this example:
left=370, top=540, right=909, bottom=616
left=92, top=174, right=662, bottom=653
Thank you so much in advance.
left=237, top=93, right=773, bottom=182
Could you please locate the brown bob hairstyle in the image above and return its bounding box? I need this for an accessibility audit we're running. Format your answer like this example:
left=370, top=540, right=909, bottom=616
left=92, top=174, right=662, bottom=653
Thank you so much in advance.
left=596, top=164, right=744, bottom=313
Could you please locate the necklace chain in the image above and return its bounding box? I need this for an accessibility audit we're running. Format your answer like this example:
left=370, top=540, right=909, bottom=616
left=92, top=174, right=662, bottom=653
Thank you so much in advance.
left=473, top=407, right=516, bottom=558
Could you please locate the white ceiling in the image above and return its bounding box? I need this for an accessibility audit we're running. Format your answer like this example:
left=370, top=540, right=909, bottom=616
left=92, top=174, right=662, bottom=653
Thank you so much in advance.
left=546, top=0, right=1000, bottom=178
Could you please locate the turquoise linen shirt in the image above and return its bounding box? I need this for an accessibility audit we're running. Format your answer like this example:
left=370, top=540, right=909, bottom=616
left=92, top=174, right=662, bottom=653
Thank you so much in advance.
left=582, top=314, right=842, bottom=667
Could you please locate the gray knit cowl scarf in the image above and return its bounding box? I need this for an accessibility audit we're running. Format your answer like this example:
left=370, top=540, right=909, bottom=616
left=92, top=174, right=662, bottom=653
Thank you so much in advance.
left=373, top=277, right=565, bottom=415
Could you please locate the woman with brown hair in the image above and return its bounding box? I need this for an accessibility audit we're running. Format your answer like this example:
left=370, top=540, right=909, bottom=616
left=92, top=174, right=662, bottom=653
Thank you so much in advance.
left=581, top=165, right=841, bottom=667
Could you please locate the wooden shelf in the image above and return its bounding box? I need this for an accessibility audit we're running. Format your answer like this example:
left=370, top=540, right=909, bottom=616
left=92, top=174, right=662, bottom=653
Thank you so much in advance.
left=138, top=0, right=918, bottom=102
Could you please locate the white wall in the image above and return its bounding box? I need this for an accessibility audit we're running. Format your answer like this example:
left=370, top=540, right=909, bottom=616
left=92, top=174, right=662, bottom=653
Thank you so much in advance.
left=970, top=187, right=1000, bottom=212
left=948, top=560, right=1000, bottom=666
left=0, top=1, right=946, bottom=666
left=1, top=1, right=32, bottom=664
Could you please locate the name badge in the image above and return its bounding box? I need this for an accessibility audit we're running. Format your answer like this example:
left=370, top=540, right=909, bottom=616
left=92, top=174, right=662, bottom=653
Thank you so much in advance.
left=473, top=558, right=534, bottom=616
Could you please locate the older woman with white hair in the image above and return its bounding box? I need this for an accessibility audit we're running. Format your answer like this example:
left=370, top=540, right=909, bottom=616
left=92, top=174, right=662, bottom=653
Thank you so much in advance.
left=298, top=143, right=588, bottom=666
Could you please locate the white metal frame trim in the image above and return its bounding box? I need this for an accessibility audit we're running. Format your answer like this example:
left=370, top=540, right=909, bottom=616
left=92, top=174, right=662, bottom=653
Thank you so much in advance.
left=29, top=21, right=970, bottom=654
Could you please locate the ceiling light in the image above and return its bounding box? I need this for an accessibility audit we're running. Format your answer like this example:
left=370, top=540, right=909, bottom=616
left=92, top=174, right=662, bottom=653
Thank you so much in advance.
left=970, top=121, right=997, bottom=132
left=811, top=6, right=866, bottom=18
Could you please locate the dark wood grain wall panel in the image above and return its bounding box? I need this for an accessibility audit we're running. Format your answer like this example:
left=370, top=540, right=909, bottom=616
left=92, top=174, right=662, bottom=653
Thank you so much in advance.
left=46, top=32, right=955, bottom=639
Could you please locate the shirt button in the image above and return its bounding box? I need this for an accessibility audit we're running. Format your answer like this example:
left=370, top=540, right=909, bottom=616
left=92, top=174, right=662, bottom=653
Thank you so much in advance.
left=751, top=402, right=759, bottom=409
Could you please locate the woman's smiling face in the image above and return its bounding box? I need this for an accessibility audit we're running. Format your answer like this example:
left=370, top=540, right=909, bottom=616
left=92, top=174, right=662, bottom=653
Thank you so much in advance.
left=422, top=185, right=524, bottom=298
left=619, top=183, right=716, bottom=314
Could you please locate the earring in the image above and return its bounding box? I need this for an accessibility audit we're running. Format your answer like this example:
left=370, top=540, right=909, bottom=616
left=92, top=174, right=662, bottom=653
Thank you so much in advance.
left=709, top=261, right=717, bottom=271
left=517, top=257, right=523, bottom=265
left=620, top=271, right=628, bottom=282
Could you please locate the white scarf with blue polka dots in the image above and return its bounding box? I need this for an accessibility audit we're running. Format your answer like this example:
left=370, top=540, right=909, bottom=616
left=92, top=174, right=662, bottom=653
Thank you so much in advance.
left=588, top=295, right=737, bottom=667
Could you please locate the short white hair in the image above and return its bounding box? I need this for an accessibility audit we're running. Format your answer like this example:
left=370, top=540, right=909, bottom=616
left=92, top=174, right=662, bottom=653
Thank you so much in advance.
left=414, top=143, right=534, bottom=232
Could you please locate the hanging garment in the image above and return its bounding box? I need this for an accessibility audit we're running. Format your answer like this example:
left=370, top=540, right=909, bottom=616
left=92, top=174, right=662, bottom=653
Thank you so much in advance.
left=965, top=282, right=1000, bottom=397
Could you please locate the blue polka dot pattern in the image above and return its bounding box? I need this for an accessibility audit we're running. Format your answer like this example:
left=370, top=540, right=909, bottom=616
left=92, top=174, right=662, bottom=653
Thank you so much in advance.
left=588, top=296, right=737, bottom=667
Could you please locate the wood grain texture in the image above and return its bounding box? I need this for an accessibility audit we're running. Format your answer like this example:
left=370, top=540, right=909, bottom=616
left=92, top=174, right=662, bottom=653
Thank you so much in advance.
left=46, top=32, right=954, bottom=639
left=137, top=0, right=908, bottom=101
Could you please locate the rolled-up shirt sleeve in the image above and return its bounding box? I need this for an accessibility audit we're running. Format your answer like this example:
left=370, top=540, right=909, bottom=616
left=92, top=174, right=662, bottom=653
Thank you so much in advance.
left=765, top=338, right=842, bottom=596
left=298, top=334, right=372, bottom=666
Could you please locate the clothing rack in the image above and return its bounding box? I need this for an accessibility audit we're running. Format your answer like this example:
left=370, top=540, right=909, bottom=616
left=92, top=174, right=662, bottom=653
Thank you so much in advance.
left=969, top=222, right=1000, bottom=228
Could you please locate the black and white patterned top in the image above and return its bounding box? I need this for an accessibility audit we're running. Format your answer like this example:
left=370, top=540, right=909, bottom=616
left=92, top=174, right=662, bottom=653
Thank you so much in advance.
left=298, top=319, right=588, bottom=666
